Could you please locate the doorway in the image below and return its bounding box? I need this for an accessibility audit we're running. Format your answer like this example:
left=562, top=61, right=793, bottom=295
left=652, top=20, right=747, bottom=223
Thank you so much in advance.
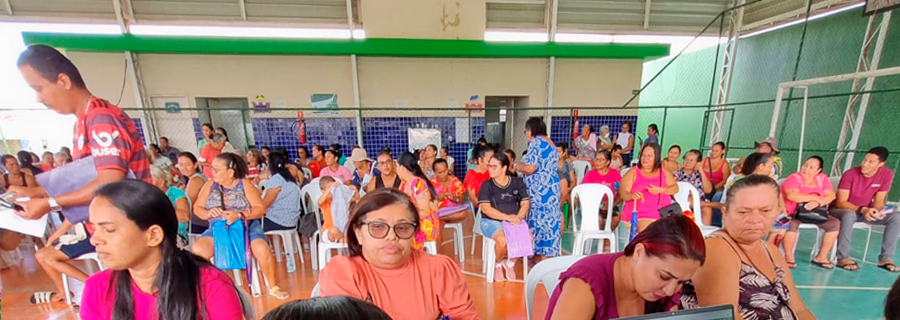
left=195, top=97, right=255, bottom=152
left=485, top=96, right=530, bottom=153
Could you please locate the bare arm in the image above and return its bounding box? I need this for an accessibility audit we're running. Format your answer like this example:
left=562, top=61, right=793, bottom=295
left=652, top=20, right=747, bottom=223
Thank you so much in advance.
left=262, top=187, right=282, bottom=208
left=618, top=169, right=638, bottom=201
left=479, top=203, right=512, bottom=221
left=784, top=188, right=825, bottom=205
left=241, top=179, right=267, bottom=220
left=24, top=173, right=37, bottom=188
left=624, top=135, right=634, bottom=153
left=692, top=238, right=745, bottom=320
left=366, top=178, right=377, bottom=193
left=186, top=177, right=204, bottom=205
left=466, top=188, right=478, bottom=206
left=835, top=189, right=858, bottom=211
left=873, top=191, right=888, bottom=211
left=45, top=219, right=72, bottom=246
left=16, top=169, right=126, bottom=220
left=174, top=198, right=191, bottom=223
left=549, top=278, right=597, bottom=320
left=699, top=170, right=714, bottom=196
left=192, top=181, right=214, bottom=220
left=413, top=192, right=432, bottom=220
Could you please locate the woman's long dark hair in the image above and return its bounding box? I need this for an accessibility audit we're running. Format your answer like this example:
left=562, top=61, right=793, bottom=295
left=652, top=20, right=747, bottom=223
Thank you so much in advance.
left=887, top=276, right=900, bottom=320
left=17, top=150, right=42, bottom=174
left=638, top=142, right=662, bottom=170
left=346, top=189, right=420, bottom=256
left=96, top=180, right=213, bottom=320
left=397, top=152, right=436, bottom=199
left=741, top=152, right=773, bottom=176
left=268, top=152, right=297, bottom=184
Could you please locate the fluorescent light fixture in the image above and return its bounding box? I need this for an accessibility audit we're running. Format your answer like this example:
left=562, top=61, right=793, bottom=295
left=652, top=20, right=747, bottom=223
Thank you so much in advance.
left=0, top=22, right=121, bottom=34
left=484, top=31, right=548, bottom=42
left=555, top=33, right=613, bottom=43
left=130, top=25, right=355, bottom=39
left=351, top=29, right=366, bottom=39
left=741, top=2, right=865, bottom=39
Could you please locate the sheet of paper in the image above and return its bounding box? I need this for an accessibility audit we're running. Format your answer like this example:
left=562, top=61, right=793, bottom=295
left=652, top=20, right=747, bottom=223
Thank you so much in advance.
left=0, top=207, right=48, bottom=237
left=455, top=118, right=470, bottom=143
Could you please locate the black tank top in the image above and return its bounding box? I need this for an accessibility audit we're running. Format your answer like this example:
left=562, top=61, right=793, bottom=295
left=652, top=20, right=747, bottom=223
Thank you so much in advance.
left=4, top=173, right=27, bottom=188
left=375, top=174, right=401, bottom=189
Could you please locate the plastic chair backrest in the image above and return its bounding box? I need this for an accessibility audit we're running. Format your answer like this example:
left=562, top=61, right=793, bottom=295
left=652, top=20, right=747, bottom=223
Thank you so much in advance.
left=570, top=184, right=614, bottom=234
left=620, top=166, right=630, bottom=177
left=300, top=178, right=323, bottom=228
left=311, top=283, right=321, bottom=297
left=301, top=167, right=313, bottom=181
left=573, top=160, right=592, bottom=184
left=674, top=182, right=703, bottom=227
left=525, top=255, right=587, bottom=320
left=829, top=176, right=841, bottom=193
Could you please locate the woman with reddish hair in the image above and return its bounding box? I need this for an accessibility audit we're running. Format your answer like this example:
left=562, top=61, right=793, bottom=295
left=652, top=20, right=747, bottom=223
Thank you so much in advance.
left=546, top=215, right=706, bottom=320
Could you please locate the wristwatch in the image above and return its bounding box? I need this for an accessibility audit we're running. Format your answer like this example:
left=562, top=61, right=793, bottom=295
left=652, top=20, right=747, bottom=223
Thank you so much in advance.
left=48, top=197, right=62, bottom=211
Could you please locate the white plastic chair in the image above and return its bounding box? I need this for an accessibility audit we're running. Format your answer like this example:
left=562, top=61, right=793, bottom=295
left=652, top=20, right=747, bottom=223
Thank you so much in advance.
left=303, top=178, right=349, bottom=270
left=444, top=221, right=466, bottom=263
left=475, top=209, right=530, bottom=283
left=264, top=184, right=305, bottom=273
left=570, top=184, right=617, bottom=255
left=301, top=167, right=313, bottom=181
left=62, top=253, right=105, bottom=306
left=572, top=160, right=592, bottom=184
left=311, top=283, right=321, bottom=297
left=424, top=241, right=438, bottom=255
left=525, top=255, right=586, bottom=320
left=673, top=182, right=717, bottom=237
left=471, top=205, right=484, bottom=256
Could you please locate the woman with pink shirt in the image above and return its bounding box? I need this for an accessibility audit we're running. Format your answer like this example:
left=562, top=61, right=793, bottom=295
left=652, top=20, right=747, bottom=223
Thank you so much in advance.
left=781, top=156, right=838, bottom=269
left=619, top=143, right=679, bottom=233
left=581, top=150, right=622, bottom=232
left=80, top=180, right=242, bottom=320
left=319, top=188, right=479, bottom=320
left=320, top=149, right=353, bottom=184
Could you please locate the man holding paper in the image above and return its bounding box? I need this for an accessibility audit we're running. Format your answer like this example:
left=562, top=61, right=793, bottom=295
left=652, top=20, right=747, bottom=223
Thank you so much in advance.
left=11, top=45, right=151, bottom=304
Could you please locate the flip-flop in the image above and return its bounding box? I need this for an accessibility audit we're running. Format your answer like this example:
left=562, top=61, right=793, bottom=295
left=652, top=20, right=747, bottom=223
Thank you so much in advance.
left=878, top=263, right=900, bottom=273
left=837, top=261, right=859, bottom=271
left=810, top=260, right=834, bottom=270
left=786, top=260, right=797, bottom=269
left=29, top=292, right=57, bottom=304
left=268, top=286, right=290, bottom=300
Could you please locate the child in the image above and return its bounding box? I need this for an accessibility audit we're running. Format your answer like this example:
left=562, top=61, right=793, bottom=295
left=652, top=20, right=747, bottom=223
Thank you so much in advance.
left=318, top=176, right=359, bottom=242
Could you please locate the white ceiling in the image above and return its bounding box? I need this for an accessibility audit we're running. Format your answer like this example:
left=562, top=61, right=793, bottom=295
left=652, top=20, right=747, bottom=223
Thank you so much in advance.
left=0, top=0, right=863, bottom=36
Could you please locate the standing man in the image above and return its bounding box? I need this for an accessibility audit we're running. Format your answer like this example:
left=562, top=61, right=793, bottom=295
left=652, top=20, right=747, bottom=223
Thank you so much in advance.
left=14, top=44, right=151, bottom=304
left=158, top=137, right=180, bottom=162
left=831, top=147, right=900, bottom=272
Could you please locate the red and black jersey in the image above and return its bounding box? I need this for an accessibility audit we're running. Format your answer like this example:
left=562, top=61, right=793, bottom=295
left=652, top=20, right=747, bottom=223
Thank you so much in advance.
left=73, top=97, right=151, bottom=183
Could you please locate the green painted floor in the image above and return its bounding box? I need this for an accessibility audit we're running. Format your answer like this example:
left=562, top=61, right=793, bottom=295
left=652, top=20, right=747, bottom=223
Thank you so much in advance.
left=561, top=223, right=898, bottom=320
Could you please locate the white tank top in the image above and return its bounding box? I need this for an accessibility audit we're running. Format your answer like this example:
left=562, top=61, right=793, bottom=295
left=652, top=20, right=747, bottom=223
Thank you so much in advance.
left=616, top=132, right=633, bottom=153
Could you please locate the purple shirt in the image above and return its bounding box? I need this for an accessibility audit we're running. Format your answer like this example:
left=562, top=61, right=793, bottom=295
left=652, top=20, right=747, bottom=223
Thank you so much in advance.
left=839, top=167, right=894, bottom=207
left=546, top=252, right=681, bottom=320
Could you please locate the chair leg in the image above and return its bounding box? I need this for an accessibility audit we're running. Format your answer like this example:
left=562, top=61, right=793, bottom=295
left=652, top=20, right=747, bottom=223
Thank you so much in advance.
left=62, top=274, right=72, bottom=305
left=471, top=233, right=479, bottom=255
left=310, top=236, right=319, bottom=271
left=293, top=233, right=305, bottom=265
left=283, top=235, right=296, bottom=273
left=272, top=235, right=283, bottom=263
left=318, top=244, right=328, bottom=271
left=485, top=241, right=495, bottom=283
left=862, top=228, right=872, bottom=262
left=250, top=260, right=262, bottom=298
left=456, top=226, right=465, bottom=263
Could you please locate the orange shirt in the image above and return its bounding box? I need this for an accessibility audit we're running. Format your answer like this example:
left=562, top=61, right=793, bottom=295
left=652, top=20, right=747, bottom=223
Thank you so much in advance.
left=320, top=250, right=479, bottom=320
left=320, top=198, right=334, bottom=231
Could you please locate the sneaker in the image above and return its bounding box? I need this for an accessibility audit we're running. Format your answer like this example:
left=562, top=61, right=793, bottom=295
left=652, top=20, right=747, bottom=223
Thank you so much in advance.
left=502, top=259, right=517, bottom=281
left=493, top=265, right=506, bottom=282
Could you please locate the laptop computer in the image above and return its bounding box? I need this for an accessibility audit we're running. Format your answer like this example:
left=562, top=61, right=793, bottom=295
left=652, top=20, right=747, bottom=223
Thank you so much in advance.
left=613, top=305, right=734, bottom=320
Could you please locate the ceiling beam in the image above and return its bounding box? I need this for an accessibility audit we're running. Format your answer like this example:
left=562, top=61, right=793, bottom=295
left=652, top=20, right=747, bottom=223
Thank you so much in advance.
left=112, top=0, right=128, bottom=33
left=741, top=0, right=850, bottom=31
left=3, top=0, right=12, bottom=16
left=238, top=0, right=247, bottom=20
left=643, top=0, right=651, bottom=30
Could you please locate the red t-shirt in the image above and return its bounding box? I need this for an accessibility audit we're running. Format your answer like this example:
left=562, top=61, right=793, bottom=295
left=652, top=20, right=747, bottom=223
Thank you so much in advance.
left=73, top=97, right=150, bottom=183
left=839, top=167, right=894, bottom=207
left=200, top=145, right=222, bottom=179
left=463, top=169, right=490, bottom=199
left=308, top=158, right=326, bottom=178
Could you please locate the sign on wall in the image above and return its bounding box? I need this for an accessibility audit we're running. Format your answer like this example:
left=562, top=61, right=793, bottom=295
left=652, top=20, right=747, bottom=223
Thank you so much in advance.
left=312, top=94, right=339, bottom=115
left=164, top=101, right=181, bottom=114
left=408, top=128, right=442, bottom=153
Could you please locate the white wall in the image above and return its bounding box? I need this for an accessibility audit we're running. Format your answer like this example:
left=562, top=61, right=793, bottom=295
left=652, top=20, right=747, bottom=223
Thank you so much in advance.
left=362, top=0, right=486, bottom=40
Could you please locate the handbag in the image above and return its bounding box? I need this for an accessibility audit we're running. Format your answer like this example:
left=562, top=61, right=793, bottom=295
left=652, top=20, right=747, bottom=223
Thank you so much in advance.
left=657, top=169, right=683, bottom=218
left=212, top=184, right=248, bottom=270
left=794, top=203, right=829, bottom=224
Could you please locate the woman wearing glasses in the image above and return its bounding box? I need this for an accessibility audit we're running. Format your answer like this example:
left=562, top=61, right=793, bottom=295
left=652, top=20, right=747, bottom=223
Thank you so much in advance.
left=367, top=152, right=401, bottom=193
left=319, top=188, right=479, bottom=320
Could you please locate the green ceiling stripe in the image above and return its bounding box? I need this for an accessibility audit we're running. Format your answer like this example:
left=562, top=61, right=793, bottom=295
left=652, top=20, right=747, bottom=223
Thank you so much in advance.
left=22, top=33, right=670, bottom=59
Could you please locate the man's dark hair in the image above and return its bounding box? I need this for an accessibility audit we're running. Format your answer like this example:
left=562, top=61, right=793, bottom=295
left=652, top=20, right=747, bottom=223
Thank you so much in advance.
left=17, top=45, right=86, bottom=88
left=868, top=147, right=889, bottom=163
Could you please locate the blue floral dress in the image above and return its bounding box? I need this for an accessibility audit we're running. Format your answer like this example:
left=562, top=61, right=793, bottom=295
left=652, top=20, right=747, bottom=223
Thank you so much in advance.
left=523, top=136, right=562, bottom=257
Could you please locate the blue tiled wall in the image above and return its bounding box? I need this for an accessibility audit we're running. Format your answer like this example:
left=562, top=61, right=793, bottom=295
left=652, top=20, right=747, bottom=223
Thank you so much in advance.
left=251, top=117, right=359, bottom=159
left=192, top=118, right=204, bottom=142
left=362, top=117, right=486, bottom=176
left=550, top=115, right=638, bottom=153
left=132, top=119, right=146, bottom=146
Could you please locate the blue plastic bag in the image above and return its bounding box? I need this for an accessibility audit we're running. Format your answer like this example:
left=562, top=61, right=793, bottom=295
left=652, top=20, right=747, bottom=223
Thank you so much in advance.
left=213, top=219, right=246, bottom=270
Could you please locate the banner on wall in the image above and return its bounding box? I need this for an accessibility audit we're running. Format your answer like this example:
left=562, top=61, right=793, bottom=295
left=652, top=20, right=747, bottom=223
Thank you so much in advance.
left=311, top=94, right=339, bottom=115
left=408, top=128, right=442, bottom=153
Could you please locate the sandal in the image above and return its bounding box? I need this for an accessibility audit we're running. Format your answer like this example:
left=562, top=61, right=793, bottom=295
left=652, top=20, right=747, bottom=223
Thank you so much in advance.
left=268, top=286, right=290, bottom=300
left=878, top=263, right=900, bottom=273
left=29, top=292, right=59, bottom=304
left=786, top=260, right=797, bottom=269
left=810, top=260, right=834, bottom=270
left=837, top=260, right=859, bottom=271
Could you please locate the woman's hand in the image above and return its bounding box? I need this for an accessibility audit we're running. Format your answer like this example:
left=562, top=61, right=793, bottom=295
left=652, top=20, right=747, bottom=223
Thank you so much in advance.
left=507, top=215, right=523, bottom=225
left=647, top=185, right=665, bottom=195
left=223, top=211, right=241, bottom=225
left=804, top=201, right=820, bottom=211
left=630, top=192, right=644, bottom=202
left=208, top=207, right=224, bottom=218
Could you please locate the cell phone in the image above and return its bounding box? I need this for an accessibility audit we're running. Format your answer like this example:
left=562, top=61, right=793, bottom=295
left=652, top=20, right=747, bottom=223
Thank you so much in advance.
left=0, top=197, right=24, bottom=211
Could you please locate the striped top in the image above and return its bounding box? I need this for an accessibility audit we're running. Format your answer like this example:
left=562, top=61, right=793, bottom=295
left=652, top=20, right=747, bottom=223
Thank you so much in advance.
left=73, top=97, right=151, bottom=183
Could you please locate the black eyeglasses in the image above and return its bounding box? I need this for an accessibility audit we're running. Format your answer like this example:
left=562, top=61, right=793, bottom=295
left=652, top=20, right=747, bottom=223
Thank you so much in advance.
left=360, top=221, right=417, bottom=239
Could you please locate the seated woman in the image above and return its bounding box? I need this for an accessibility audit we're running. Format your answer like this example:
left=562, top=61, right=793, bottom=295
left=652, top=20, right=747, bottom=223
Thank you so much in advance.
left=720, top=152, right=775, bottom=203
left=619, top=143, right=679, bottom=233
left=682, top=175, right=816, bottom=320
left=547, top=215, right=705, bottom=320
left=610, top=145, right=624, bottom=170
left=661, top=145, right=682, bottom=173
left=80, top=180, right=242, bottom=320
left=396, top=152, right=441, bottom=251
left=1, top=154, right=37, bottom=190
left=261, top=152, right=301, bottom=232
left=149, top=166, right=190, bottom=246
left=780, top=156, right=838, bottom=269
left=177, top=152, right=209, bottom=234
left=431, top=159, right=468, bottom=223
left=581, top=150, right=622, bottom=233
left=367, top=151, right=401, bottom=192
left=262, top=296, right=391, bottom=320
left=478, top=153, right=530, bottom=282
left=674, top=149, right=723, bottom=226
left=319, top=188, right=479, bottom=320
left=190, top=153, right=289, bottom=300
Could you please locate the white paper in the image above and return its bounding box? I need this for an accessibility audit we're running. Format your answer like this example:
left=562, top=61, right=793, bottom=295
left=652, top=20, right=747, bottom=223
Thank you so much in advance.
left=0, top=207, right=48, bottom=237
left=408, top=128, right=442, bottom=153
left=455, top=118, right=470, bottom=143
